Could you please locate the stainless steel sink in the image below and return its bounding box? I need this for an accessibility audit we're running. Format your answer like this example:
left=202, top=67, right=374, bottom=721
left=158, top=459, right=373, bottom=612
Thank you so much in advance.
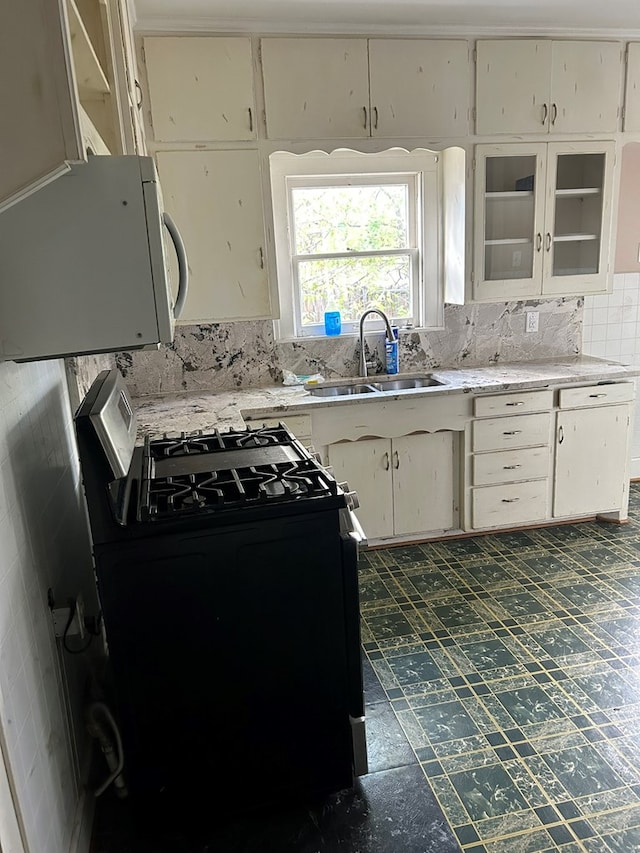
left=308, top=383, right=377, bottom=397
left=370, top=377, right=444, bottom=391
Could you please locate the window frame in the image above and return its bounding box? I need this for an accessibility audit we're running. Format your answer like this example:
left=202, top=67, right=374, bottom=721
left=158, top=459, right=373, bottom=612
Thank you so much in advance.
left=270, top=148, right=444, bottom=340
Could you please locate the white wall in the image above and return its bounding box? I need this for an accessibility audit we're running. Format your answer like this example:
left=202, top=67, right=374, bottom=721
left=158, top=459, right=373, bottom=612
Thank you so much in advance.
left=582, top=272, right=640, bottom=476
left=0, top=359, right=95, bottom=853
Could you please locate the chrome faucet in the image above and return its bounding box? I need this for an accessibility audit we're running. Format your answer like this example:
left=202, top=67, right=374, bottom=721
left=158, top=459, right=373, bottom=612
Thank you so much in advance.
left=358, top=308, right=395, bottom=377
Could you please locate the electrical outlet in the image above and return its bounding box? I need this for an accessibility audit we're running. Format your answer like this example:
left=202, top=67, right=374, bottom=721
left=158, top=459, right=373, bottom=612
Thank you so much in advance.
left=526, top=311, right=539, bottom=333
left=51, top=594, right=85, bottom=639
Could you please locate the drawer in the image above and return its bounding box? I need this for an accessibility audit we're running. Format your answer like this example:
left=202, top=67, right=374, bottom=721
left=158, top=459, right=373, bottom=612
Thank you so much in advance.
left=472, top=446, right=549, bottom=486
left=558, top=382, right=635, bottom=409
left=472, top=480, right=549, bottom=529
left=472, top=412, right=551, bottom=452
left=474, top=389, right=553, bottom=417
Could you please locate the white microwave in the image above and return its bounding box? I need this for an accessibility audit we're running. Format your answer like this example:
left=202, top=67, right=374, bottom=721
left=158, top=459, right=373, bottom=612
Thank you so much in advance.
left=0, top=156, right=188, bottom=362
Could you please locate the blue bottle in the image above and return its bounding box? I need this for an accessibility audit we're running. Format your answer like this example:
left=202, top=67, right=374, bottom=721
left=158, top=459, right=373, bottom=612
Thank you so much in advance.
left=324, top=306, right=341, bottom=336
left=385, top=327, right=399, bottom=375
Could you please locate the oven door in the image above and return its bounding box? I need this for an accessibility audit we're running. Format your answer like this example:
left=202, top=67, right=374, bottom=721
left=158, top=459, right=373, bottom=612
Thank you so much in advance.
left=340, top=508, right=368, bottom=777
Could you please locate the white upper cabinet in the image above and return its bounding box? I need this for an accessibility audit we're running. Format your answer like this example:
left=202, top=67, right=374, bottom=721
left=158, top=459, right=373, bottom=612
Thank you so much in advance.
left=476, top=39, right=622, bottom=135
left=261, top=38, right=370, bottom=139
left=473, top=141, right=616, bottom=301
left=155, top=150, right=271, bottom=323
left=368, top=40, right=470, bottom=137
left=0, top=0, right=83, bottom=212
left=261, top=37, right=470, bottom=139
left=144, top=37, right=256, bottom=142
left=624, top=43, right=640, bottom=132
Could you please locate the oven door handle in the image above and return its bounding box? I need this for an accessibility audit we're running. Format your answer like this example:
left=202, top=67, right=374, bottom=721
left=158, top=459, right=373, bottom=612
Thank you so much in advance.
left=346, top=510, right=367, bottom=549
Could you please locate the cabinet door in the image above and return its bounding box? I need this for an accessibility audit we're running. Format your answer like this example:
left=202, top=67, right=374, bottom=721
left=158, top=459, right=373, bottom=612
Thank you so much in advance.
left=473, top=144, right=547, bottom=300
left=476, top=40, right=551, bottom=135
left=0, top=0, right=83, bottom=212
left=550, top=41, right=622, bottom=134
left=261, top=38, right=370, bottom=139
left=144, top=37, right=255, bottom=142
left=392, top=433, right=455, bottom=536
left=328, top=440, right=393, bottom=540
left=624, top=43, right=640, bottom=132
left=156, top=151, right=271, bottom=322
left=542, top=142, right=615, bottom=296
left=553, top=405, right=631, bottom=517
left=368, top=39, right=469, bottom=137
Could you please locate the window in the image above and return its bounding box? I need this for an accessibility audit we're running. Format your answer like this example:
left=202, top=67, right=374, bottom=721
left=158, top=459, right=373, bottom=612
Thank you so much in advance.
left=269, top=148, right=464, bottom=339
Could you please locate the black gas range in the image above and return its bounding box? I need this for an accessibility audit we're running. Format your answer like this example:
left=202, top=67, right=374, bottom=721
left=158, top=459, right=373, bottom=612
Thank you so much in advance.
left=75, top=369, right=367, bottom=817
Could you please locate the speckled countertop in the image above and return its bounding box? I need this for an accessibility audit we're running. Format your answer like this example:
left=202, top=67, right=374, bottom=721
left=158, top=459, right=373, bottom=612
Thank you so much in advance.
left=132, top=356, right=640, bottom=441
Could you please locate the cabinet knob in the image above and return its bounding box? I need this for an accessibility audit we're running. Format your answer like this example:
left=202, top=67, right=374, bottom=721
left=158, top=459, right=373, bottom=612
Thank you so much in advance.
left=545, top=233, right=552, bottom=252
left=551, top=103, right=558, bottom=125
left=536, top=232, right=542, bottom=252
left=502, top=497, right=520, bottom=503
left=248, top=107, right=253, bottom=133
left=383, top=451, right=390, bottom=470
left=393, top=450, right=399, bottom=470
left=541, top=103, right=548, bottom=125
left=362, top=106, right=368, bottom=129
left=589, top=393, right=607, bottom=398
left=373, top=106, right=379, bottom=130
left=504, top=464, right=522, bottom=469
left=506, top=401, right=524, bottom=407
left=503, top=430, right=522, bottom=435
left=558, top=425, right=564, bottom=444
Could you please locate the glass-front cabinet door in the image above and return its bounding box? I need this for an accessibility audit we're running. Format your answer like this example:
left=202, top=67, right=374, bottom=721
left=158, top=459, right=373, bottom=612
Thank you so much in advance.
left=473, top=144, right=547, bottom=300
left=473, top=141, right=615, bottom=301
left=542, top=141, right=615, bottom=296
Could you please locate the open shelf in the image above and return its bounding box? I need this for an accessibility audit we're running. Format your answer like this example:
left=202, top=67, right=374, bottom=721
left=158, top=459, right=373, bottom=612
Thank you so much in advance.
left=485, top=237, right=532, bottom=246
left=553, top=233, right=599, bottom=242
left=555, top=187, right=601, bottom=197
left=485, top=191, right=534, bottom=199
left=67, top=0, right=110, bottom=97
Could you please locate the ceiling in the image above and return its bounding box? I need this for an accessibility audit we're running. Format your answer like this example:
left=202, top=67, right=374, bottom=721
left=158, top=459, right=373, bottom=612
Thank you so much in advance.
left=132, top=0, right=640, bottom=35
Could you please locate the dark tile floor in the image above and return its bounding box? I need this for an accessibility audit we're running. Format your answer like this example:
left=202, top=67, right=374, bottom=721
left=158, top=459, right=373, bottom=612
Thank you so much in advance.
left=91, top=484, right=640, bottom=852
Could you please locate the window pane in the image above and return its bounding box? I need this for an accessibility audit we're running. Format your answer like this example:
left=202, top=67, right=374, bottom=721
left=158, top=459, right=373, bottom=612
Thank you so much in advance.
left=298, top=255, right=411, bottom=326
left=291, top=184, right=409, bottom=255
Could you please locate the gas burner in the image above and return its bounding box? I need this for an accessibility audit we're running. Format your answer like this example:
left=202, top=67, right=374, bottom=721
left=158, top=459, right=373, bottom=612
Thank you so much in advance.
left=151, top=432, right=213, bottom=457
left=142, top=460, right=338, bottom=520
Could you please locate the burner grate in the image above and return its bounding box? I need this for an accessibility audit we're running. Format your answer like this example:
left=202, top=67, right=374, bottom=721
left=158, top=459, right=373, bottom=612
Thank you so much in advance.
left=142, top=460, right=338, bottom=520
left=148, top=425, right=295, bottom=459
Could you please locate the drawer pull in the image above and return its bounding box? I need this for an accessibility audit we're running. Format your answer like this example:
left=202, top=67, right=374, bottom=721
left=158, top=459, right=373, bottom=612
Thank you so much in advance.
left=502, top=497, right=520, bottom=503
left=506, top=401, right=524, bottom=407
left=589, top=393, right=607, bottom=398
left=393, top=450, right=400, bottom=470
left=503, top=430, right=522, bottom=435
left=383, top=452, right=390, bottom=471
left=503, top=464, right=522, bottom=469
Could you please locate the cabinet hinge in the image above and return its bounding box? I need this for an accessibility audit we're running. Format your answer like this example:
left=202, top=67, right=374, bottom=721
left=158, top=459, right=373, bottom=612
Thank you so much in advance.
left=471, top=270, right=475, bottom=283
left=472, top=106, right=476, bottom=122
left=472, top=157, right=476, bottom=171
left=472, top=48, right=477, bottom=62
left=621, top=105, right=626, bottom=121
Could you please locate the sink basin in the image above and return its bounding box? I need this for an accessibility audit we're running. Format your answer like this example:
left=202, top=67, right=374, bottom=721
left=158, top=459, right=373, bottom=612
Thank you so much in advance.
left=306, top=374, right=444, bottom=397
left=371, top=377, right=444, bottom=391
left=308, top=383, right=377, bottom=397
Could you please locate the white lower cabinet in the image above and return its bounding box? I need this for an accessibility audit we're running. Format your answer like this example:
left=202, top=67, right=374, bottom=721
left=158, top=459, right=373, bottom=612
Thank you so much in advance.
left=553, top=384, right=634, bottom=518
left=328, top=432, right=455, bottom=541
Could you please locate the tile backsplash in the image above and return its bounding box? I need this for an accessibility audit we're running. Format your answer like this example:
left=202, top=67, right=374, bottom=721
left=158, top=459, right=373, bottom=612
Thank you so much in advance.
left=117, top=297, right=582, bottom=397
left=583, top=272, right=640, bottom=475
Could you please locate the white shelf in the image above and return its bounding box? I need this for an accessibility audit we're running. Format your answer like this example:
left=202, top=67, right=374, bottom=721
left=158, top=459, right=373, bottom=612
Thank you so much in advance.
left=485, top=237, right=532, bottom=246
left=67, top=0, right=110, bottom=98
left=553, top=233, right=598, bottom=242
left=555, top=187, right=601, bottom=197
left=485, top=191, right=534, bottom=199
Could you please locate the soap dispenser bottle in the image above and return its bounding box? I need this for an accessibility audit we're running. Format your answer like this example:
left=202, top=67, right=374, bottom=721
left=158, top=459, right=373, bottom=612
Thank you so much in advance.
left=385, top=326, right=399, bottom=374
left=324, top=302, right=341, bottom=336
